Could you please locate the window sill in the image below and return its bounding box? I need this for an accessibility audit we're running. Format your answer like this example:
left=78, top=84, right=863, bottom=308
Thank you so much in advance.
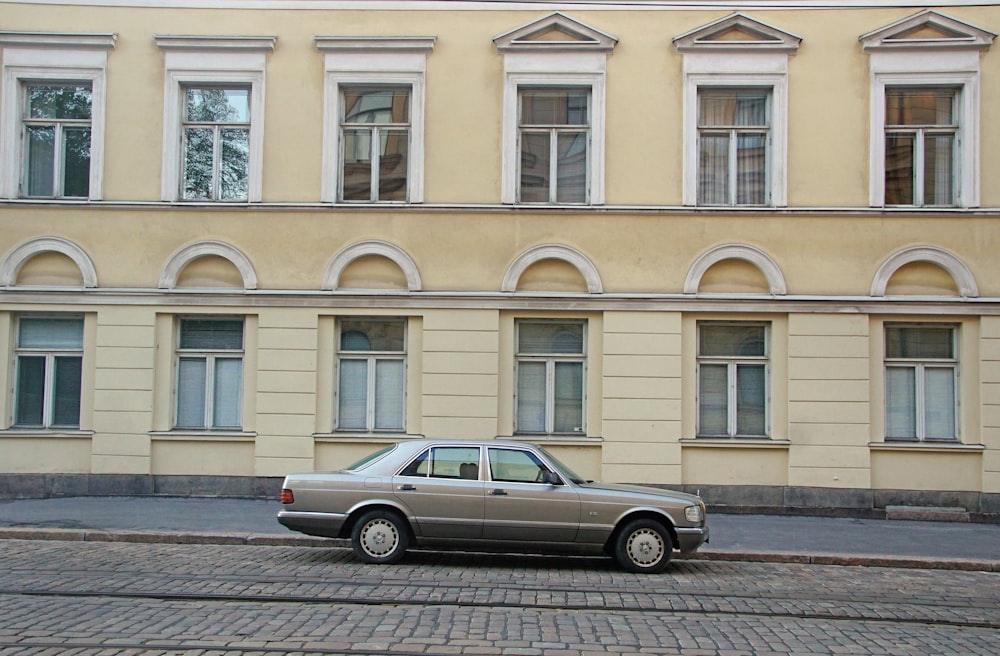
left=869, top=441, right=984, bottom=453
left=314, top=432, right=423, bottom=442
left=0, top=428, right=93, bottom=439
left=149, top=431, right=256, bottom=442
left=503, top=435, right=604, bottom=445
left=680, top=438, right=790, bottom=449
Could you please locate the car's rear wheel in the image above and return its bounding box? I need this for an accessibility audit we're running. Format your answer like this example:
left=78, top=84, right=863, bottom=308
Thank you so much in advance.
left=612, top=518, right=672, bottom=573
left=351, top=509, right=409, bottom=564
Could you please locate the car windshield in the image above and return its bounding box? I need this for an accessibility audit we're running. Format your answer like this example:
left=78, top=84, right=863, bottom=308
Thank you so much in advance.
left=345, top=444, right=397, bottom=471
left=537, top=446, right=588, bottom=484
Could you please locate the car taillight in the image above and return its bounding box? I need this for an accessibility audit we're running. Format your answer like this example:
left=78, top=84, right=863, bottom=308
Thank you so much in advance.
left=280, top=489, right=295, bottom=504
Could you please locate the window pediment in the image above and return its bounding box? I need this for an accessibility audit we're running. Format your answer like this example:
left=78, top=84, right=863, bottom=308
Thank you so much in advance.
left=673, top=13, right=801, bottom=53
left=494, top=12, right=617, bottom=53
left=860, top=10, right=995, bottom=52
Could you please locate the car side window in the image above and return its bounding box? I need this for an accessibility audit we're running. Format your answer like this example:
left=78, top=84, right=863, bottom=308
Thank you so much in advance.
left=488, top=448, right=549, bottom=484
left=399, top=446, right=480, bottom=480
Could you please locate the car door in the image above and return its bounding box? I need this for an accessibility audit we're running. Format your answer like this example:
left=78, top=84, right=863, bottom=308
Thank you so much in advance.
left=483, top=446, right=581, bottom=542
left=392, top=445, right=485, bottom=539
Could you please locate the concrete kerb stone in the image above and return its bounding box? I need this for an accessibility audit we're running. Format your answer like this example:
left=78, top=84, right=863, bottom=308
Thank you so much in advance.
left=1, top=526, right=997, bottom=572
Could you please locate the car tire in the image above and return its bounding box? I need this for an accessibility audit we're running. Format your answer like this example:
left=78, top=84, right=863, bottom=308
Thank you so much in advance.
left=612, top=518, right=672, bottom=573
left=351, top=509, right=409, bottom=564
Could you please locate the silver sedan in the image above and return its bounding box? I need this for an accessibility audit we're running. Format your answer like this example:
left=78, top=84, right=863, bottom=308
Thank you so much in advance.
left=278, top=439, right=709, bottom=573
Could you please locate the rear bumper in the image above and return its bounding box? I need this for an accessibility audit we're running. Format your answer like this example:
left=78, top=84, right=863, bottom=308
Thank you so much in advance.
left=675, top=525, right=710, bottom=553
left=277, top=510, right=347, bottom=539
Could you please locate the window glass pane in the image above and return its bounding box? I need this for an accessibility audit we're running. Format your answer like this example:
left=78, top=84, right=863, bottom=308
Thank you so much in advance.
left=886, top=89, right=954, bottom=126
left=180, top=318, right=244, bottom=350
left=924, top=367, right=956, bottom=439
left=886, top=326, right=953, bottom=359
left=553, top=361, right=583, bottom=433
left=338, top=359, right=368, bottom=430
left=699, top=90, right=767, bottom=127
left=698, top=363, right=728, bottom=436
left=425, top=447, right=479, bottom=478
left=176, top=357, right=207, bottom=428
left=185, top=88, right=249, bottom=123
left=489, top=448, right=546, bottom=483
left=516, top=361, right=546, bottom=433
left=342, top=128, right=373, bottom=201
left=340, top=320, right=405, bottom=352
left=519, top=132, right=550, bottom=202
left=884, top=133, right=914, bottom=206
left=520, top=89, right=588, bottom=126
left=378, top=129, right=408, bottom=201
left=923, top=134, right=954, bottom=206
left=374, top=359, right=404, bottom=430
left=736, top=364, right=766, bottom=435
left=556, top=132, right=587, bottom=203
left=699, top=324, right=765, bottom=357
left=19, top=317, right=84, bottom=349
left=212, top=358, right=242, bottom=428
left=26, top=126, right=55, bottom=197
left=183, top=127, right=214, bottom=200
left=518, top=323, right=584, bottom=355
left=52, top=355, right=82, bottom=426
left=14, top=356, right=45, bottom=426
left=885, top=366, right=916, bottom=439
left=27, top=85, right=92, bottom=120
left=736, top=133, right=766, bottom=205
left=62, top=127, right=91, bottom=197
left=220, top=128, right=249, bottom=201
left=698, top=133, right=729, bottom=205
left=342, top=87, right=409, bottom=124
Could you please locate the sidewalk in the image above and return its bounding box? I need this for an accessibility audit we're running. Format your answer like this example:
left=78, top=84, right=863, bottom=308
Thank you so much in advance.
left=0, top=496, right=997, bottom=571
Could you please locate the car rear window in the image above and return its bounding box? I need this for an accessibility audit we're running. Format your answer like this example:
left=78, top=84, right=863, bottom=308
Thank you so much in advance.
left=345, top=444, right=397, bottom=471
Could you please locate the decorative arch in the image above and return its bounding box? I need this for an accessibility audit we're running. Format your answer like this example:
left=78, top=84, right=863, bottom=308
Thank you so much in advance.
left=322, top=240, right=422, bottom=291
left=159, top=240, right=258, bottom=290
left=0, top=236, right=98, bottom=287
left=501, top=244, right=603, bottom=294
left=871, top=246, right=978, bottom=297
left=684, top=243, right=787, bottom=295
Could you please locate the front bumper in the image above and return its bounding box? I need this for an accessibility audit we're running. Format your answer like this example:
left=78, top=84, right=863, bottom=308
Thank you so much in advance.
left=675, top=525, right=710, bottom=553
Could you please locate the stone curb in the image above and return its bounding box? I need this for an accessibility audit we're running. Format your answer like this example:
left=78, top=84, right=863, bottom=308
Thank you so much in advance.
left=1, top=527, right=997, bottom=572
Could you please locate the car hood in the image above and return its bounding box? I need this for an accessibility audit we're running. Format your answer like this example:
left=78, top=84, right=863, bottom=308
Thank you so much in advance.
left=577, top=481, right=702, bottom=505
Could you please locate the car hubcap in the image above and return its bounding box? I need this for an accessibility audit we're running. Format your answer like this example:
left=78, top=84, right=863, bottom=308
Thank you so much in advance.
left=626, top=528, right=664, bottom=567
left=360, top=518, right=399, bottom=557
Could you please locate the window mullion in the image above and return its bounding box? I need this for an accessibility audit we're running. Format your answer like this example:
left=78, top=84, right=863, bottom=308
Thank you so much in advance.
left=545, top=359, right=556, bottom=434
left=727, top=362, right=738, bottom=436
left=915, top=363, right=927, bottom=440
left=549, top=128, right=559, bottom=203
left=212, top=125, right=223, bottom=200
left=42, top=353, right=56, bottom=428
left=371, top=126, right=380, bottom=201
left=53, top=124, right=65, bottom=197
left=366, top=355, right=377, bottom=431
left=204, top=354, right=216, bottom=429
left=914, top=128, right=925, bottom=206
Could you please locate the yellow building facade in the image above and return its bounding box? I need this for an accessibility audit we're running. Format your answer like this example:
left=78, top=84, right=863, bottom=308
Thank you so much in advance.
left=0, top=0, right=997, bottom=516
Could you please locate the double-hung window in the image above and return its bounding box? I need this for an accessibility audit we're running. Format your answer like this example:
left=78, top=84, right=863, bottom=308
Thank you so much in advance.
left=697, top=323, right=768, bottom=438
left=518, top=87, right=590, bottom=204
left=340, top=86, right=410, bottom=202
left=515, top=321, right=585, bottom=435
left=175, top=317, right=244, bottom=430
left=21, top=83, right=92, bottom=198
left=884, top=88, right=958, bottom=207
left=337, top=319, right=406, bottom=432
left=885, top=324, right=957, bottom=441
left=13, top=316, right=83, bottom=428
left=181, top=86, right=251, bottom=201
left=697, top=88, right=770, bottom=206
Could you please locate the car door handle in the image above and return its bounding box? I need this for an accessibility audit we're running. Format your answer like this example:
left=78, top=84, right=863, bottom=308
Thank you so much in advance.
left=491, top=489, right=508, bottom=496
left=398, top=484, right=417, bottom=491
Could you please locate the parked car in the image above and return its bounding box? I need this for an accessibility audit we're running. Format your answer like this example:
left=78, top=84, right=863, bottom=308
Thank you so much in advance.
left=277, top=439, right=709, bottom=573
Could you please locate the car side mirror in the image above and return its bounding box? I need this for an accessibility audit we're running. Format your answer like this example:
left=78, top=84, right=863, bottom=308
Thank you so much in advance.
left=543, top=471, right=562, bottom=485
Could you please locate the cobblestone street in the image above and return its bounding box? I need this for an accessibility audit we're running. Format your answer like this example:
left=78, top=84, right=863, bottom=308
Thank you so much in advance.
left=1, top=540, right=997, bottom=655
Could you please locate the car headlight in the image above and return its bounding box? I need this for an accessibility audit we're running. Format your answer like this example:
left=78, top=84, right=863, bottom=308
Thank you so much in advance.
left=684, top=505, right=703, bottom=523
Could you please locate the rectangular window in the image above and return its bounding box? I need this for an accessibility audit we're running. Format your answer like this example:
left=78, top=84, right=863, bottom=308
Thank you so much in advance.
left=21, top=83, right=92, bottom=198
left=884, top=88, right=958, bottom=207
left=337, top=319, right=406, bottom=432
left=885, top=324, right=957, bottom=441
left=181, top=87, right=250, bottom=201
left=339, top=86, right=410, bottom=202
left=697, top=88, right=770, bottom=206
left=515, top=321, right=585, bottom=435
left=14, top=316, right=83, bottom=428
left=518, top=88, right=589, bottom=204
left=697, top=323, right=768, bottom=437
left=175, top=317, right=244, bottom=429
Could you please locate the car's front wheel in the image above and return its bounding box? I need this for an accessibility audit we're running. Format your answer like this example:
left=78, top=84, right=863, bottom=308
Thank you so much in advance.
left=612, top=518, right=672, bottom=573
left=351, top=509, right=409, bottom=564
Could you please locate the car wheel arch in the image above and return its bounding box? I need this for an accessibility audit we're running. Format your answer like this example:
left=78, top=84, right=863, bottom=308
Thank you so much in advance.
left=341, top=502, right=417, bottom=542
left=605, top=510, right=677, bottom=553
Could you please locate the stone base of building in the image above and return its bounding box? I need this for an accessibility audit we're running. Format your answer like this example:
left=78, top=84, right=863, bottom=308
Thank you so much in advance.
left=0, top=475, right=997, bottom=523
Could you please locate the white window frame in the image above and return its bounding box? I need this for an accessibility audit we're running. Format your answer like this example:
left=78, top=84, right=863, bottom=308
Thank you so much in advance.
left=516, top=84, right=592, bottom=205
left=174, top=316, right=245, bottom=430
left=884, top=323, right=959, bottom=442
left=514, top=320, right=587, bottom=436
left=335, top=318, right=407, bottom=433
left=696, top=322, right=770, bottom=438
left=0, top=32, right=114, bottom=200
left=156, top=36, right=273, bottom=203
left=317, top=37, right=434, bottom=204
left=12, top=315, right=84, bottom=429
